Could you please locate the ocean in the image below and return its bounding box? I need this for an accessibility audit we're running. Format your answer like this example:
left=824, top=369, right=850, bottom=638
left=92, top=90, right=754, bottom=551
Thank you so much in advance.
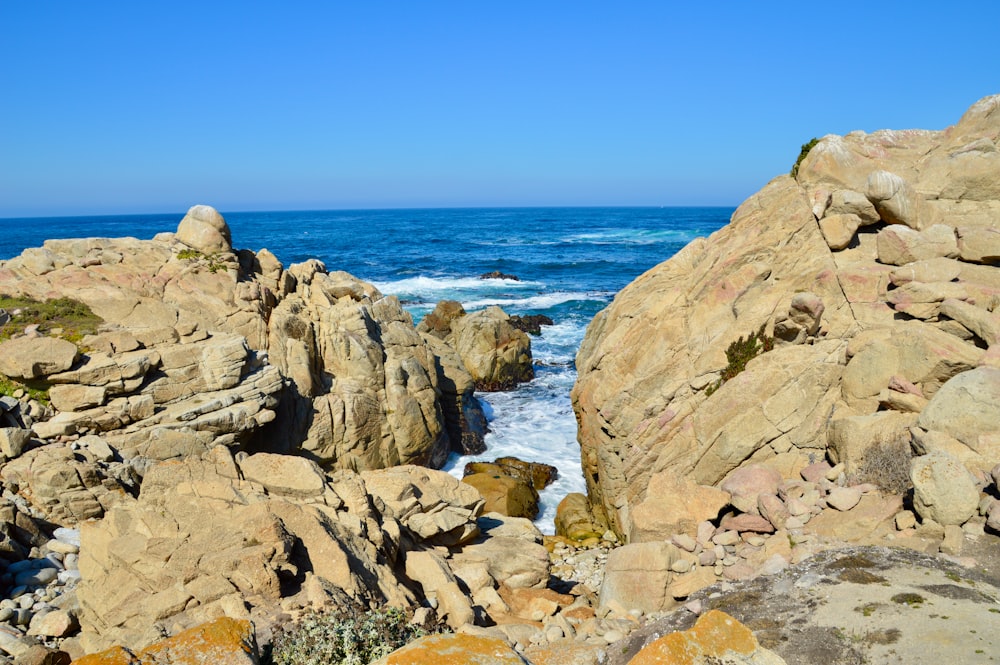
left=0, top=207, right=733, bottom=532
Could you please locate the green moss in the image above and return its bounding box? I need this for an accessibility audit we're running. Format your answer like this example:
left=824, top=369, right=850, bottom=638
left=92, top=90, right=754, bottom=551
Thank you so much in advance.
left=790, top=138, right=820, bottom=178
left=891, top=592, right=925, bottom=608
left=855, top=603, right=880, bottom=617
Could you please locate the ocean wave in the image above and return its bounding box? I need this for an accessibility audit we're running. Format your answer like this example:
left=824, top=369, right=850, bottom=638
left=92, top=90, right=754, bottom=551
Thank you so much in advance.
left=373, top=275, right=538, bottom=296
left=462, top=291, right=595, bottom=311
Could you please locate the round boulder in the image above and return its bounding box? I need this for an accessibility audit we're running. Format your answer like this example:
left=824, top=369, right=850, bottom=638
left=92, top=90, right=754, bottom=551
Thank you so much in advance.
left=175, top=205, right=232, bottom=254
left=910, top=450, right=979, bottom=526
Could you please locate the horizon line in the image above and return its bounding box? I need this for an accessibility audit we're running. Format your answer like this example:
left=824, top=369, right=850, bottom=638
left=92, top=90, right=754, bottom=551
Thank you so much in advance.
left=0, top=203, right=740, bottom=222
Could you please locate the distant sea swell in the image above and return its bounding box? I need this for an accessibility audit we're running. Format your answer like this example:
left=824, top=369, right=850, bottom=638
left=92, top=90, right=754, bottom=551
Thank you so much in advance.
left=0, top=207, right=733, bottom=531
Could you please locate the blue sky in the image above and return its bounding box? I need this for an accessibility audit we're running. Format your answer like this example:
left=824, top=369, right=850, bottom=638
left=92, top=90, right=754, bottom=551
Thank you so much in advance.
left=1, top=2, right=997, bottom=217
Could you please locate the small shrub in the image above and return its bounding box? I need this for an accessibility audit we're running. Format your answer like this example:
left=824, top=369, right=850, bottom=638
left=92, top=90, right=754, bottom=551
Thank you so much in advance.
left=847, top=434, right=913, bottom=495
left=790, top=137, right=820, bottom=178
left=269, top=606, right=440, bottom=665
left=177, top=248, right=226, bottom=273
left=705, top=324, right=774, bottom=396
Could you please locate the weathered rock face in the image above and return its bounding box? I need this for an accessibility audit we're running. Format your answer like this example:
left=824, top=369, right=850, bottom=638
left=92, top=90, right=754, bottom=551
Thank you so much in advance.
left=0, top=206, right=483, bottom=476
left=73, top=447, right=496, bottom=653
left=419, top=301, right=534, bottom=392
left=573, top=95, right=1000, bottom=540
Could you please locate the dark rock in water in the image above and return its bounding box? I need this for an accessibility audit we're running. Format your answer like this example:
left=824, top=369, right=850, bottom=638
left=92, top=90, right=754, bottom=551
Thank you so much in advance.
left=508, top=314, right=554, bottom=336
left=462, top=472, right=539, bottom=519
left=479, top=271, right=520, bottom=281
left=463, top=456, right=558, bottom=490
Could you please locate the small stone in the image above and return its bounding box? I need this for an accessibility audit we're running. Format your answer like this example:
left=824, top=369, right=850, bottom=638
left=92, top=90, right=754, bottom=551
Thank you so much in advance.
left=826, top=487, right=862, bottom=511
left=940, top=524, right=965, bottom=556
left=896, top=510, right=917, bottom=530
left=801, top=460, right=833, bottom=483
left=824, top=463, right=844, bottom=482
left=698, top=550, right=717, bottom=567
left=711, top=530, right=740, bottom=546
left=670, top=559, right=692, bottom=574
left=602, top=629, right=625, bottom=643
left=696, top=521, right=716, bottom=546
left=785, top=516, right=806, bottom=530
left=786, top=498, right=811, bottom=516
left=15, top=568, right=57, bottom=588
left=671, top=534, right=698, bottom=552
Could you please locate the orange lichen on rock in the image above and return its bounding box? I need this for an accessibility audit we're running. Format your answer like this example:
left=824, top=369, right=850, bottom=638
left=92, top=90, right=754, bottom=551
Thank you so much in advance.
left=376, top=633, right=528, bottom=665
left=629, top=609, right=785, bottom=665
left=71, top=617, right=257, bottom=665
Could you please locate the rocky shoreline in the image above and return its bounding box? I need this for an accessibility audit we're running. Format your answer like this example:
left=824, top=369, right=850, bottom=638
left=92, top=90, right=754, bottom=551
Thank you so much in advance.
left=0, top=95, right=997, bottom=664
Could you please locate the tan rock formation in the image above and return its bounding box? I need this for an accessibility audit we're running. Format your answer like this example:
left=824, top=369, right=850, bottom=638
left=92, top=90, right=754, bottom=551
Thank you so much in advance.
left=419, top=301, right=534, bottom=392
left=573, top=94, right=1000, bottom=540
left=74, top=448, right=494, bottom=653
left=0, top=205, right=480, bottom=474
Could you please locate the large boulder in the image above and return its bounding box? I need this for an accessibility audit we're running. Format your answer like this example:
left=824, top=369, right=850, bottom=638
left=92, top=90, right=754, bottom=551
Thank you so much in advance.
left=175, top=204, right=233, bottom=254
left=910, top=450, right=980, bottom=526
left=0, top=336, right=78, bottom=380
left=449, top=306, right=534, bottom=391
left=916, top=367, right=1000, bottom=464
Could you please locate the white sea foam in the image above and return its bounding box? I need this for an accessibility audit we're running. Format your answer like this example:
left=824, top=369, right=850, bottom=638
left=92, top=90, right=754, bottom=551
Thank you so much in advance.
left=560, top=229, right=695, bottom=245
left=443, top=319, right=589, bottom=533
left=462, top=292, right=593, bottom=311
left=374, top=275, right=536, bottom=297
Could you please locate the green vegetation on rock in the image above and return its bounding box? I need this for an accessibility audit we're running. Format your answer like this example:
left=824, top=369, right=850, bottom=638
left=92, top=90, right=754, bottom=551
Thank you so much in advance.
left=0, top=374, right=49, bottom=403
left=176, top=248, right=227, bottom=272
left=269, top=606, right=442, bottom=665
left=0, top=294, right=101, bottom=344
left=790, top=137, right=820, bottom=178
left=705, top=324, right=774, bottom=396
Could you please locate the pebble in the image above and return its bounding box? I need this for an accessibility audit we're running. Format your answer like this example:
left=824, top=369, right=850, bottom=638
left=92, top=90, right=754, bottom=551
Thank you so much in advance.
left=602, top=629, right=625, bottom=643
left=670, top=559, right=692, bottom=574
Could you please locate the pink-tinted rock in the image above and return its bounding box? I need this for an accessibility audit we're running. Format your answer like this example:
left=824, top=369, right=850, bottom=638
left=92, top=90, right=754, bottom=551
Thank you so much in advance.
left=800, top=461, right=832, bottom=483
left=720, top=466, right=782, bottom=515
left=720, top=513, right=775, bottom=534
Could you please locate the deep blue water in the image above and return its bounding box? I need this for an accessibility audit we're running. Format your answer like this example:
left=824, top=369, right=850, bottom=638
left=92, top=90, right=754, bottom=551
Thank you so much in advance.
left=0, top=207, right=732, bottom=530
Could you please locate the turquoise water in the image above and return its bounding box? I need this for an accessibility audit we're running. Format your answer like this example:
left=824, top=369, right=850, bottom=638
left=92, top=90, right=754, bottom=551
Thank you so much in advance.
left=0, top=207, right=732, bottom=530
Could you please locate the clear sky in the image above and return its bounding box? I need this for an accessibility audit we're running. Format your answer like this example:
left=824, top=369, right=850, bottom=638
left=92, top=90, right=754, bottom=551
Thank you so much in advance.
left=2, top=1, right=997, bottom=217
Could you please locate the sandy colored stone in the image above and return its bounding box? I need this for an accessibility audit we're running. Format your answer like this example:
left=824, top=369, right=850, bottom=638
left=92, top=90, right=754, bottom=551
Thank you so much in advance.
left=628, top=470, right=731, bottom=541
left=0, top=336, right=78, bottom=380
left=910, top=451, right=980, bottom=526
left=599, top=541, right=681, bottom=613
left=720, top=465, right=782, bottom=515
left=448, top=306, right=533, bottom=391
left=175, top=205, right=233, bottom=254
